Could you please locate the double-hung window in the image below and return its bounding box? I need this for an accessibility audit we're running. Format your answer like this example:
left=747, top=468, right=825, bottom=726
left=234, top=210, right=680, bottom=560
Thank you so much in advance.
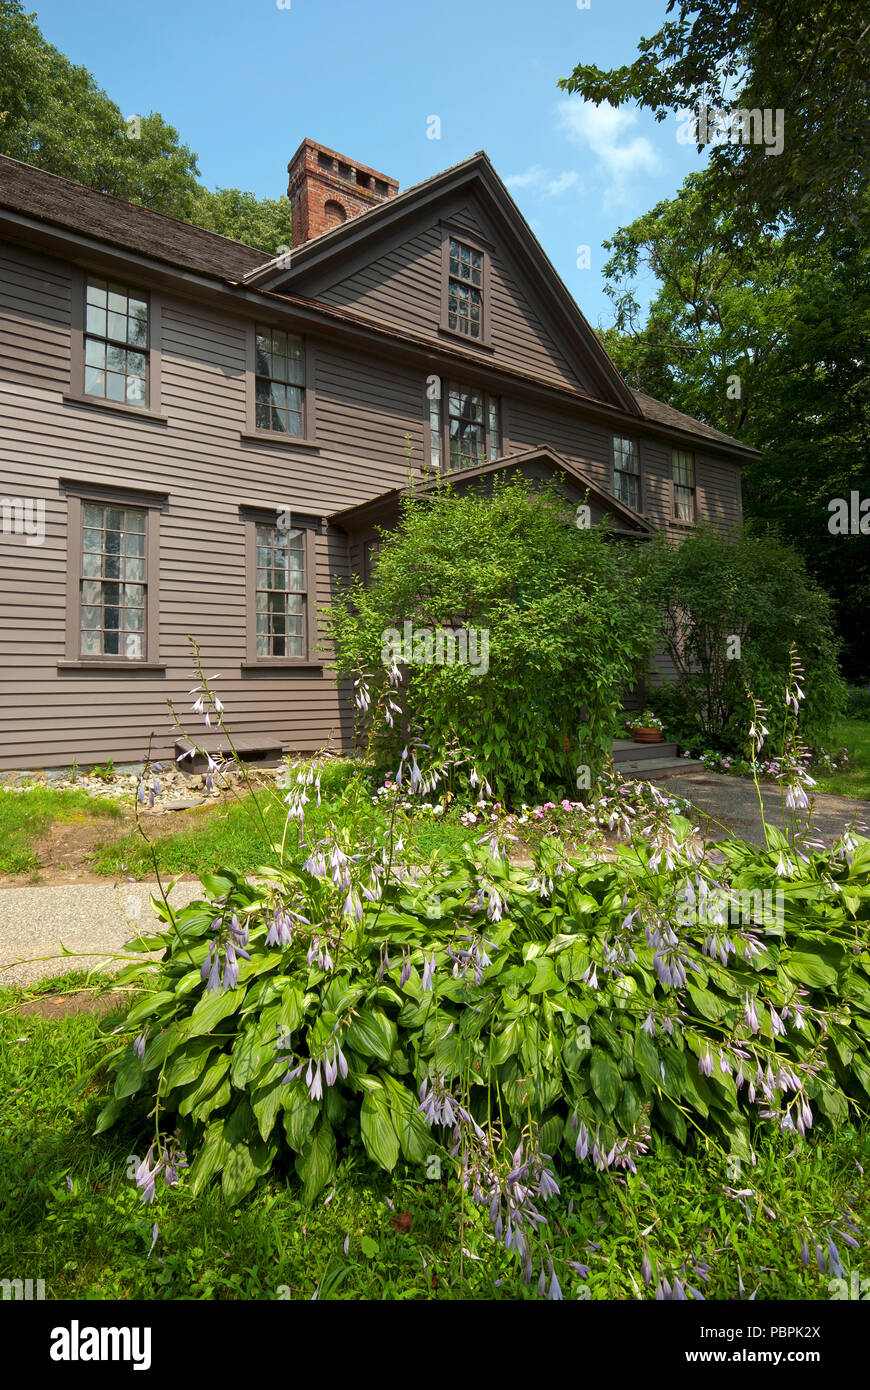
left=254, top=521, right=307, bottom=658
left=673, top=449, right=696, bottom=521
left=428, top=381, right=502, bottom=472
left=255, top=326, right=305, bottom=435
left=79, top=503, right=148, bottom=659
left=84, top=279, right=149, bottom=406
left=613, top=436, right=641, bottom=511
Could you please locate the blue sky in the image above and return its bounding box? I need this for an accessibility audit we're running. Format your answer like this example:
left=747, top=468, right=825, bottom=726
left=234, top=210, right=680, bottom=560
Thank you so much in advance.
left=32, top=0, right=706, bottom=325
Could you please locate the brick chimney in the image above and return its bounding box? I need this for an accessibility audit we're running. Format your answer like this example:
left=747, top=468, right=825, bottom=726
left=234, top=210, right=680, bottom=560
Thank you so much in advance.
left=287, top=139, right=399, bottom=247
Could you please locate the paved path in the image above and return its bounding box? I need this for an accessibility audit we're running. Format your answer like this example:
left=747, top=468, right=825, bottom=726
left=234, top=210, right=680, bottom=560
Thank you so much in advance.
left=0, top=880, right=204, bottom=987
left=664, top=772, right=869, bottom=849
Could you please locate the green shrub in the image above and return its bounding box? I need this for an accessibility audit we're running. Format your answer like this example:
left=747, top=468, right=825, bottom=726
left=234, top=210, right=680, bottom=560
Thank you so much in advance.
left=321, top=475, right=661, bottom=802
left=640, top=526, right=846, bottom=755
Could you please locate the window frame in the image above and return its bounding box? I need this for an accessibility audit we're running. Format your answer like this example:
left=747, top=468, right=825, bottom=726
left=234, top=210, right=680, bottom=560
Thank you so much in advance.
left=68, top=270, right=164, bottom=421
left=244, top=324, right=318, bottom=448
left=439, top=223, right=493, bottom=349
left=241, top=507, right=320, bottom=668
left=426, top=378, right=505, bottom=474
left=60, top=479, right=166, bottom=671
left=672, top=448, right=696, bottom=523
left=612, top=435, right=643, bottom=513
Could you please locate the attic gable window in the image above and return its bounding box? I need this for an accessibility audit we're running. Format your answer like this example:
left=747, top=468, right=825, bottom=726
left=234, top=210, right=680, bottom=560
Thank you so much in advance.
left=255, top=326, right=305, bottom=435
left=447, top=237, right=483, bottom=338
left=613, top=436, right=641, bottom=512
left=84, top=279, right=149, bottom=406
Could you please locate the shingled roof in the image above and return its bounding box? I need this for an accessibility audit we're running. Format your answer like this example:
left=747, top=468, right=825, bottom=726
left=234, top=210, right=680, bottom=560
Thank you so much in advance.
left=632, top=391, right=751, bottom=452
left=0, top=155, right=266, bottom=281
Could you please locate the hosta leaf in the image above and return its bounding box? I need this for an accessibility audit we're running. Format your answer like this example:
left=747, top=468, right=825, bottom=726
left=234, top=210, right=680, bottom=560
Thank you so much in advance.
left=281, top=1078, right=319, bottom=1150
left=112, top=1049, right=146, bottom=1099
left=361, top=1087, right=400, bottom=1170
left=163, top=1036, right=220, bottom=1091
left=93, top=1096, right=126, bottom=1134
left=784, top=952, right=838, bottom=989
left=222, top=1137, right=276, bottom=1207
left=345, top=1007, right=396, bottom=1062
left=295, top=1120, right=336, bottom=1203
left=123, top=990, right=176, bottom=1029
left=590, top=1049, right=621, bottom=1113
left=189, top=1122, right=229, bottom=1196
left=188, top=984, right=246, bottom=1039
left=382, top=1075, right=431, bottom=1163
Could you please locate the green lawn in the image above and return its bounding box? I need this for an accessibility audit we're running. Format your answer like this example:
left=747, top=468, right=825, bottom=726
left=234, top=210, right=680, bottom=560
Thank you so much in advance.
left=88, top=780, right=477, bottom=880
left=0, top=974, right=866, bottom=1300
left=0, top=785, right=123, bottom=875
left=813, top=719, right=870, bottom=801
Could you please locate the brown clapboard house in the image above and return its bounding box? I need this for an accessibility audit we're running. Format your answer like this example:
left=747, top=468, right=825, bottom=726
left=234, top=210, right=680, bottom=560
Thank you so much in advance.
left=0, top=138, right=759, bottom=773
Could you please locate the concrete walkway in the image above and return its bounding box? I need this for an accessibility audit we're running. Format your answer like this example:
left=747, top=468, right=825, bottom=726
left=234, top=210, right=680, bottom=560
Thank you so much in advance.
left=664, top=771, right=869, bottom=849
left=0, top=879, right=204, bottom=987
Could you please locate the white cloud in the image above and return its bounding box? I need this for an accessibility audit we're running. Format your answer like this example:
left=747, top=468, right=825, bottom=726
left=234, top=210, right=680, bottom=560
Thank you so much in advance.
left=505, top=165, right=584, bottom=198
left=554, top=100, right=661, bottom=209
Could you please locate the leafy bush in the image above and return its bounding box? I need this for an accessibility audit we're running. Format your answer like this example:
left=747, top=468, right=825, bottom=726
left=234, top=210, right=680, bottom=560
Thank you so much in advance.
left=322, top=476, right=661, bottom=802
left=640, top=526, right=846, bottom=755
left=99, top=776, right=870, bottom=1232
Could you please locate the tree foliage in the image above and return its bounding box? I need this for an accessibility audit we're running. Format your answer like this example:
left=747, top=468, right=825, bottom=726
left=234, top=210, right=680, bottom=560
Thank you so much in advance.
left=0, top=0, right=291, bottom=249
left=322, top=477, right=661, bottom=802
left=640, top=526, right=846, bottom=753
left=595, top=172, right=870, bottom=680
left=559, top=0, right=870, bottom=242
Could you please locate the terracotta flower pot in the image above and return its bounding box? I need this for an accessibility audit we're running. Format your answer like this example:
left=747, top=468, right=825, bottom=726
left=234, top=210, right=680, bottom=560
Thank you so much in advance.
left=633, top=728, right=662, bottom=743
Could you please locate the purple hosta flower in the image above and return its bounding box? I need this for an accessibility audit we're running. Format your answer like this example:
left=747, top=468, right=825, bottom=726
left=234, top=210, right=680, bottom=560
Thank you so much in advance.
left=342, top=886, right=363, bottom=925
left=328, top=844, right=351, bottom=890
left=377, top=941, right=392, bottom=982
left=581, top=962, right=599, bottom=990
left=744, top=995, right=760, bottom=1033
left=133, top=1030, right=147, bottom=1060
left=642, top=1010, right=656, bottom=1038
left=306, top=936, right=334, bottom=972
left=418, top=1075, right=460, bottom=1128
left=353, top=676, right=371, bottom=712
left=421, top=950, right=437, bottom=992
left=641, top=1249, right=653, bottom=1286
left=135, top=1137, right=187, bottom=1203
left=306, top=1057, right=323, bottom=1101
left=266, top=907, right=294, bottom=948
left=302, top=849, right=327, bottom=879
left=770, top=1007, right=787, bottom=1038
left=568, top=1261, right=590, bottom=1279
left=699, top=1046, right=715, bottom=1077
left=399, top=949, right=412, bottom=987
left=546, top=1260, right=563, bottom=1301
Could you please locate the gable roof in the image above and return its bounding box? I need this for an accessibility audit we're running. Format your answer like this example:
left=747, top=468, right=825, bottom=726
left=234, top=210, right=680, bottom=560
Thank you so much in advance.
left=246, top=151, right=643, bottom=418
left=0, top=154, right=267, bottom=281
left=329, top=445, right=654, bottom=537
left=632, top=391, right=749, bottom=451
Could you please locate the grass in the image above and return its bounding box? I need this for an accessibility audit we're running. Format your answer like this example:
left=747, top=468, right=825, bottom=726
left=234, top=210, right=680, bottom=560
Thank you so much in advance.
left=0, top=975, right=866, bottom=1300
left=813, top=718, right=870, bottom=801
left=0, top=785, right=123, bottom=875
left=88, top=775, right=479, bottom=880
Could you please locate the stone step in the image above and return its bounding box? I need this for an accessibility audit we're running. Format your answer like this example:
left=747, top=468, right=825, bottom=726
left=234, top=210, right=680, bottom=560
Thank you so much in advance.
left=613, top=738, right=678, bottom=763
left=617, top=756, right=703, bottom=783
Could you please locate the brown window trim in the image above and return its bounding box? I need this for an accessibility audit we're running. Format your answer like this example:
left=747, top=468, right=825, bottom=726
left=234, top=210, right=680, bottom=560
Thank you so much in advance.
left=672, top=448, right=697, bottom=523
left=611, top=434, right=644, bottom=514
left=425, top=378, right=507, bottom=475
left=69, top=269, right=163, bottom=415
left=438, top=222, right=493, bottom=349
left=59, top=478, right=167, bottom=671
left=240, top=505, right=321, bottom=668
left=245, top=324, right=317, bottom=445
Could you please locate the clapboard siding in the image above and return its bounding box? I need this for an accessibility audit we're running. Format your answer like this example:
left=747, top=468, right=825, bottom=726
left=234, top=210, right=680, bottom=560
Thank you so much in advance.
left=309, top=193, right=594, bottom=396
left=0, top=230, right=745, bottom=770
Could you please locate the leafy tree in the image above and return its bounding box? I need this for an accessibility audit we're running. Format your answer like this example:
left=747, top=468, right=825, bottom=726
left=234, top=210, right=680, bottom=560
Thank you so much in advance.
left=559, top=0, right=870, bottom=241
left=640, top=526, right=846, bottom=753
left=322, top=477, right=661, bottom=802
left=594, top=171, right=870, bottom=680
left=190, top=187, right=294, bottom=255
left=0, top=0, right=292, bottom=248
